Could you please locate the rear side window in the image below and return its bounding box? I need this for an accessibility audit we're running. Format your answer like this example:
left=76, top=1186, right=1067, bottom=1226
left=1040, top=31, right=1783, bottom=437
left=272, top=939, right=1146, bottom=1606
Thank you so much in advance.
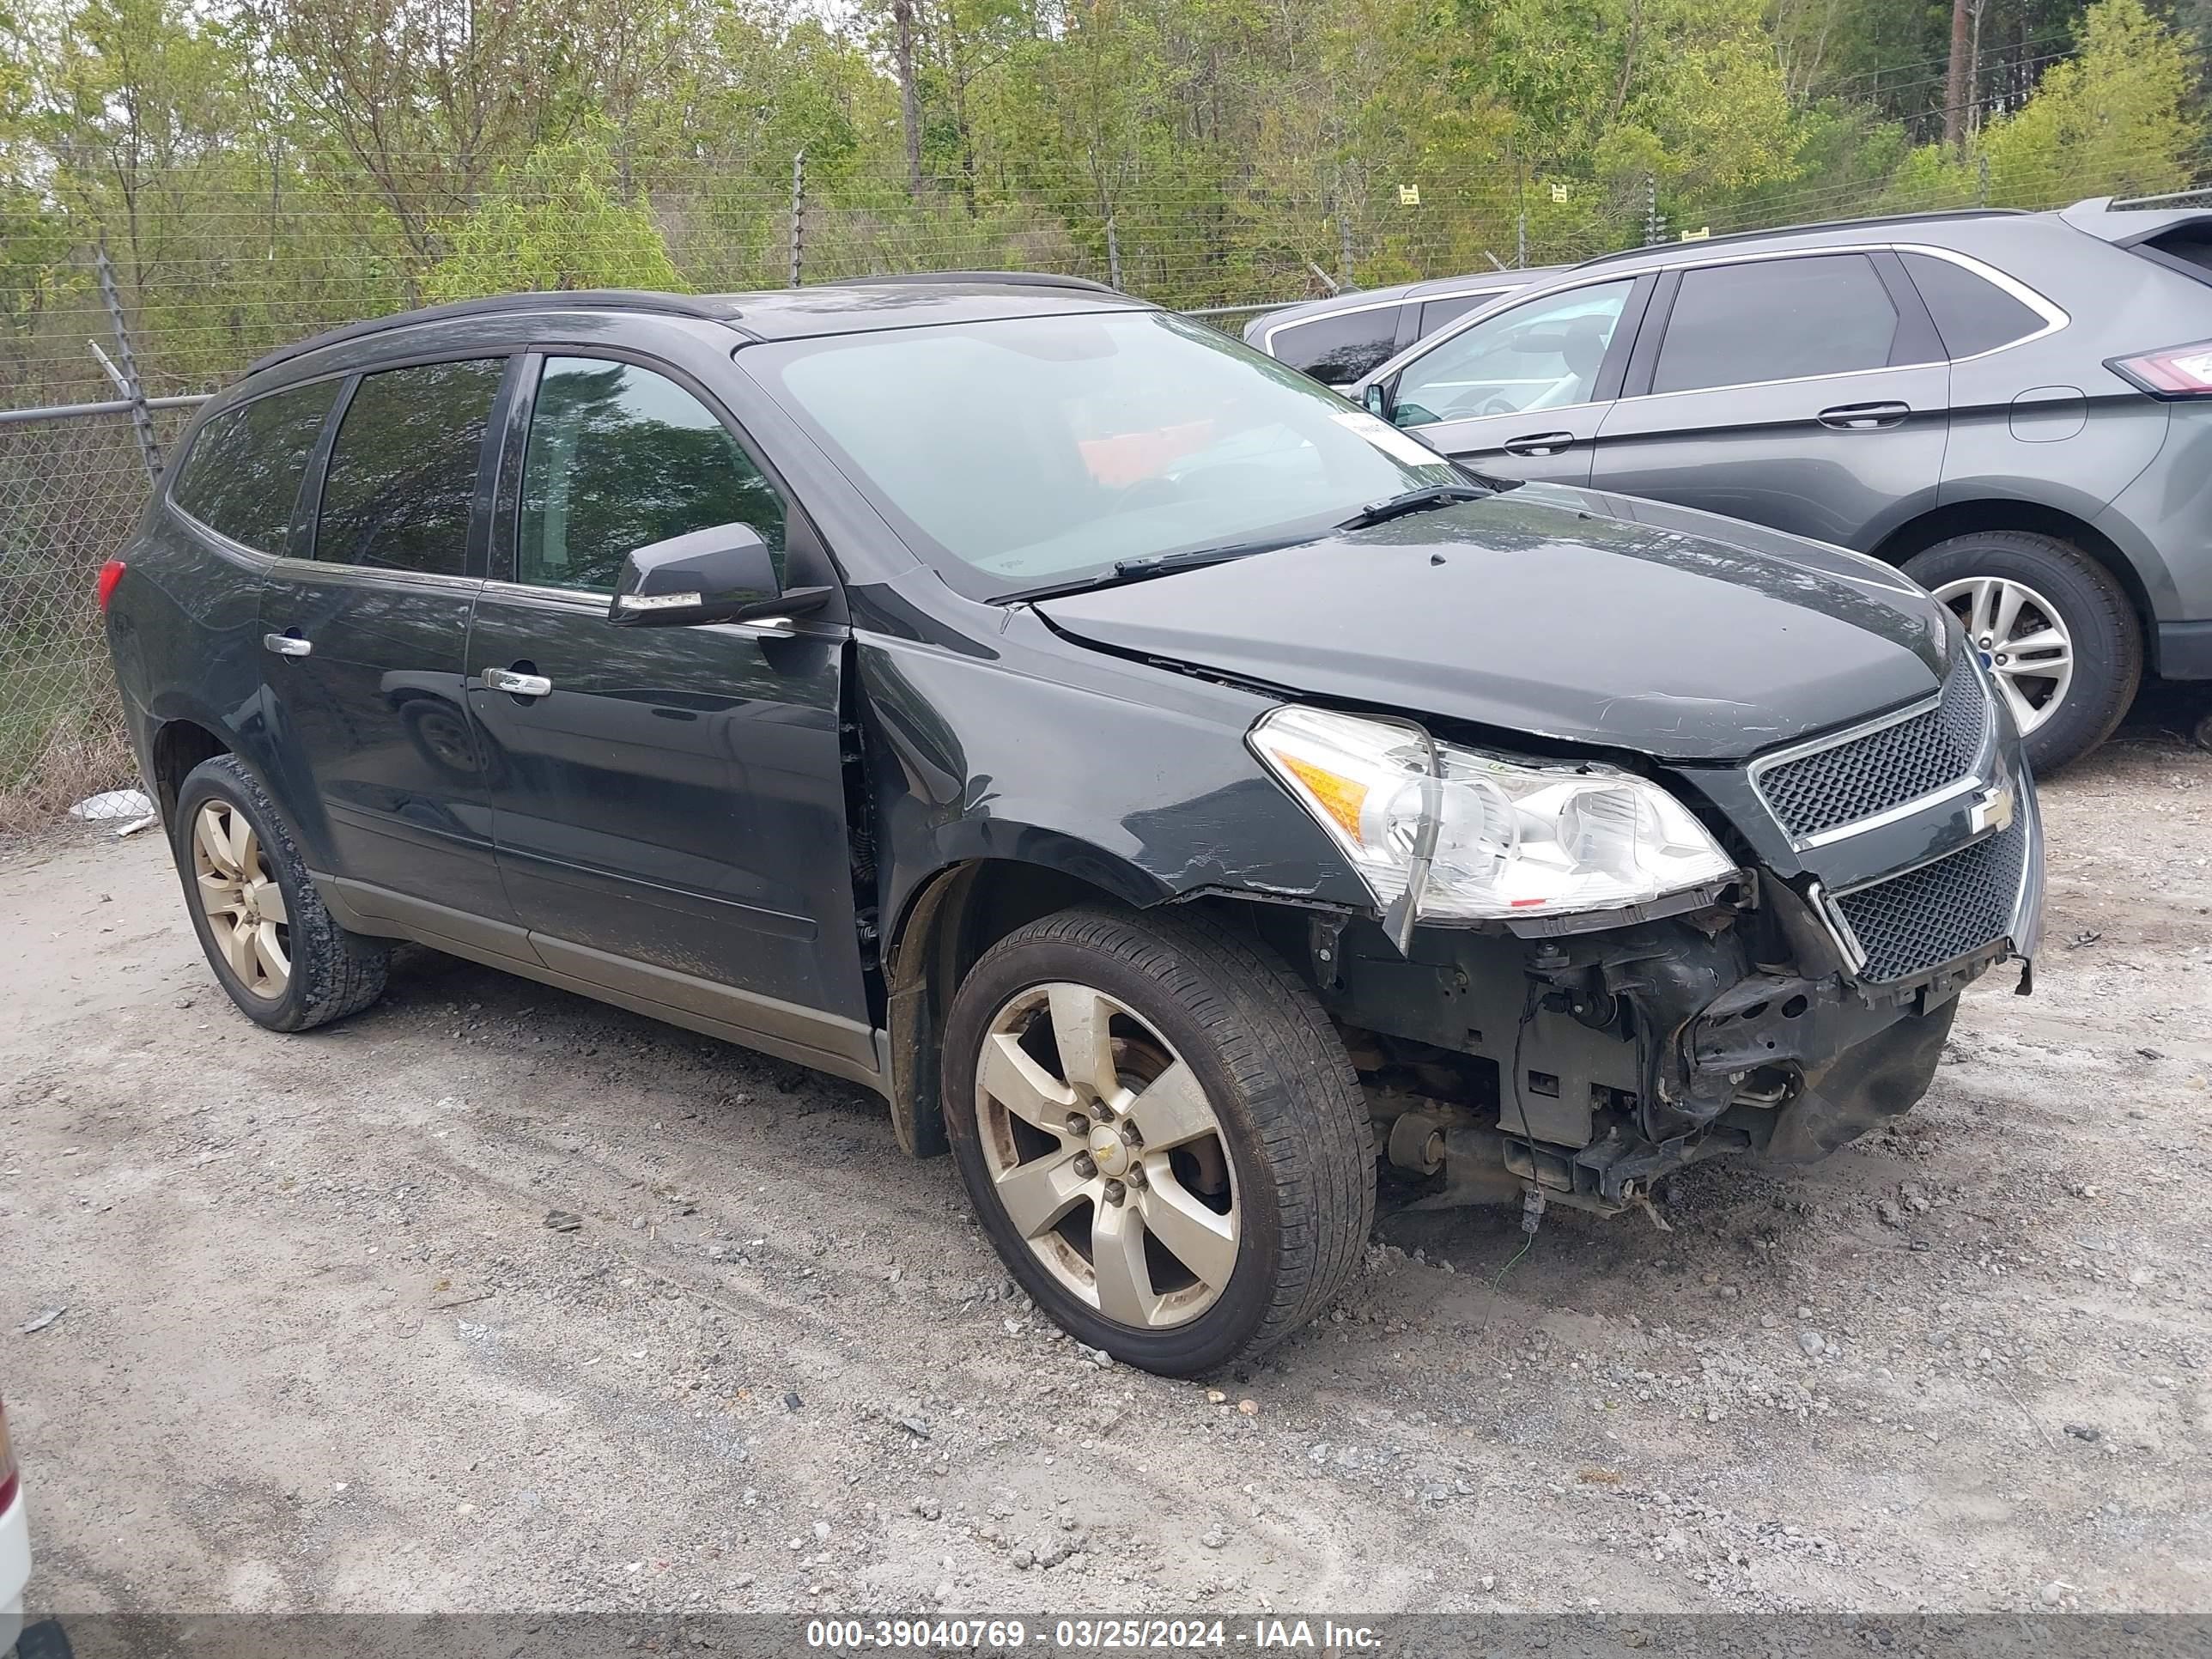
left=1267, top=307, right=1403, bottom=384
left=171, top=382, right=338, bottom=554
left=313, top=358, right=505, bottom=575
left=518, top=357, right=786, bottom=593
left=1899, top=252, right=2047, bottom=358
left=1419, top=291, right=1503, bottom=337
left=1653, top=254, right=1900, bottom=394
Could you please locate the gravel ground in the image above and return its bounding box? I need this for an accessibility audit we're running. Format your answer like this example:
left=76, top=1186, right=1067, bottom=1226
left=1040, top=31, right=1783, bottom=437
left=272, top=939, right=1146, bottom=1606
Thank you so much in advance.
left=3, top=705, right=2209, bottom=1619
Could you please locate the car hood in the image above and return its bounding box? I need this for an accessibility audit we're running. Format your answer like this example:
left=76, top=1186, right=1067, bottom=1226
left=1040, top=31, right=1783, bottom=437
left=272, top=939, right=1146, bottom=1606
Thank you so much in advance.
left=1033, top=483, right=1952, bottom=763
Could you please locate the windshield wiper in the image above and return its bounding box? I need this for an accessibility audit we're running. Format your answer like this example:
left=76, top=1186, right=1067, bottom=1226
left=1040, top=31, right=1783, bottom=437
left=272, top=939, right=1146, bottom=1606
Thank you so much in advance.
left=1334, top=483, right=1495, bottom=532
left=997, top=539, right=1287, bottom=603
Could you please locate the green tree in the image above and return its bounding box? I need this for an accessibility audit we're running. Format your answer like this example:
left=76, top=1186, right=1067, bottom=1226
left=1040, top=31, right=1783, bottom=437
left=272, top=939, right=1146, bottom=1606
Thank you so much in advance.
left=425, top=134, right=684, bottom=300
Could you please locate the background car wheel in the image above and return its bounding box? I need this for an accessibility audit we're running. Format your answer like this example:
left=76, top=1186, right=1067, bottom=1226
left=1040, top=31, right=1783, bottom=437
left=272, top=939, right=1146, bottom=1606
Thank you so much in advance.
left=1903, top=531, right=2141, bottom=774
left=171, top=755, right=389, bottom=1033
left=942, top=906, right=1373, bottom=1377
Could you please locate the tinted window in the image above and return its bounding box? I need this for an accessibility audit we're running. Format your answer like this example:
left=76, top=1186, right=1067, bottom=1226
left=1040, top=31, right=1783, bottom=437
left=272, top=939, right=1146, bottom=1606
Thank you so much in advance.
left=1394, top=280, right=1635, bottom=425
left=313, top=359, right=504, bottom=575
left=1899, top=252, right=2046, bottom=358
left=1267, top=307, right=1404, bottom=383
left=1653, top=255, right=1900, bottom=394
left=1419, top=291, right=1504, bottom=337
left=172, top=382, right=338, bottom=554
left=518, top=358, right=786, bottom=593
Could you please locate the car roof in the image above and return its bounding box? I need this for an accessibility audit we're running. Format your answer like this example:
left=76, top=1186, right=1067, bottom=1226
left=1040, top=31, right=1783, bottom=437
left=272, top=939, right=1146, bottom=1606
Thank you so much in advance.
left=1253, top=267, right=1566, bottom=333
left=240, top=274, right=1149, bottom=379
left=1562, top=208, right=2029, bottom=274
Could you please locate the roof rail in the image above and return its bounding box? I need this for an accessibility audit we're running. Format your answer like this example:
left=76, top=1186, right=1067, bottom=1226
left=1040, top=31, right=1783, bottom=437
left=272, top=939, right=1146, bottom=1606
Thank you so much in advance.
left=241, top=289, right=742, bottom=380
left=2104, top=186, right=2212, bottom=210
left=1569, top=207, right=2027, bottom=270
left=820, top=270, right=1127, bottom=296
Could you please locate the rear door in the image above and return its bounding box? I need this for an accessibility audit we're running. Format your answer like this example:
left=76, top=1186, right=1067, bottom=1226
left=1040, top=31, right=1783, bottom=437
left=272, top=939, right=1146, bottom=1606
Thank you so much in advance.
left=1590, top=251, right=1949, bottom=548
left=258, top=356, right=517, bottom=923
left=1370, top=276, right=1650, bottom=485
left=465, top=350, right=875, bottom=1075
left=1258, top=301, right=1410, bottom=387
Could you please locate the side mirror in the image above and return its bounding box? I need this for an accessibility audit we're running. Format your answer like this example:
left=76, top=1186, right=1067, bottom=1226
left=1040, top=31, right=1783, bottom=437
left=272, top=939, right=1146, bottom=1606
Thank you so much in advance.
left=1362, top=380, right=1394, bottom=420
left=608, top=522, right=823, bottom=629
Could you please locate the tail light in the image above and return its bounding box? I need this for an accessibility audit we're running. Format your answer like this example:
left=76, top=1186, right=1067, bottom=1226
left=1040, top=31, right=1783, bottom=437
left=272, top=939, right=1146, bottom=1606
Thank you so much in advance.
left=0, top=1399, right=17, bottom=1513
left=2107, top=342, right=2212, bottom=398
left=96, top=558, right=127, bottom=613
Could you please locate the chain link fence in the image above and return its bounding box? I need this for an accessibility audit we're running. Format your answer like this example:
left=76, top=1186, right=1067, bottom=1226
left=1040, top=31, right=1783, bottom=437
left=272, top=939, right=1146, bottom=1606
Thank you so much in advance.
left=0, top=400, right=201, bottom=830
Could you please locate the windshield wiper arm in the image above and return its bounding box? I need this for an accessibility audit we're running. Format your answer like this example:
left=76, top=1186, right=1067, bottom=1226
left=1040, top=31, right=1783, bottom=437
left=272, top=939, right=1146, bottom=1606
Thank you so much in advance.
left=997, top=539, right=1285, bottom=603
left=1334, top=483, right=1495, bottom=532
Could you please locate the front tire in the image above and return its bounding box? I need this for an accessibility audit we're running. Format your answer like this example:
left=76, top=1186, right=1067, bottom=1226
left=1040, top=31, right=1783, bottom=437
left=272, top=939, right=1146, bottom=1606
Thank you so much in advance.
left=171, top=755, right=389, bottom=1032
left=942, top=907, right=1374, bottom=1376
left=1904, top=531, right=2141, bottom=773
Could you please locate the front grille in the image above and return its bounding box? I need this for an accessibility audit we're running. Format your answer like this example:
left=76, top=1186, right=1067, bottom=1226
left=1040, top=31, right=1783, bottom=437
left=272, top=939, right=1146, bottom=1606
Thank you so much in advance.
left=1758, top=653, right=1989, bottom=842
left=1832, top=817, right=2026, bottom=982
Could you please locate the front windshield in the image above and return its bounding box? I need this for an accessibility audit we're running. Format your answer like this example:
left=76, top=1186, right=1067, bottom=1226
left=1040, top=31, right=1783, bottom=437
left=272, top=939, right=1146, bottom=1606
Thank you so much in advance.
left=757, top=310, right=1462, bottom=598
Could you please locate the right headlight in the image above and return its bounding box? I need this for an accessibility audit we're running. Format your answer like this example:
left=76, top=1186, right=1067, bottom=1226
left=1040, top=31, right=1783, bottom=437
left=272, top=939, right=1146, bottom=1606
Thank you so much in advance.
left=1249, top=704, right=1737, bottom=926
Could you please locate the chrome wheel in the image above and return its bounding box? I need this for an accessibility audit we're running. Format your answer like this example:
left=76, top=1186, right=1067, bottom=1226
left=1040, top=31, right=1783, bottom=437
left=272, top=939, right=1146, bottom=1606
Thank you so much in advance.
left=190, top=799, right=289, bottom=1000
left=1933, top=574, right=2074, bottom=736
left=975, top=983, right=1240, bottom=1330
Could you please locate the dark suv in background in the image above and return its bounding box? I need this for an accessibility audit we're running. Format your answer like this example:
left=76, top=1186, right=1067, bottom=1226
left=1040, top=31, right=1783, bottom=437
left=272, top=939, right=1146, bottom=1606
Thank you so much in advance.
left=1243, top=266, right=1569, bottom=387
left=103, top=277, right=2041, bottom=1376
left=1352, top=197, right=2212, bottom=771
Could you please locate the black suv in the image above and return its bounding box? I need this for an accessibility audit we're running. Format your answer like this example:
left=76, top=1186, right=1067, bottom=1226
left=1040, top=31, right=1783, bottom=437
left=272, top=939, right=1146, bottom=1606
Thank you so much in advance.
left=1351, top=198, right=2212, bottom=772
left=103, top=277, right=2043, bottom=1375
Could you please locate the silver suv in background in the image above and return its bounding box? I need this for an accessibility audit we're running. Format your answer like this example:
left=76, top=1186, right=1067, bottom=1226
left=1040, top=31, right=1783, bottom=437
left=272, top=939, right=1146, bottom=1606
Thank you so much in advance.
left=1352, top=198, right=2212, bottom=772
left=1243, top=267, right=1569, bottom=387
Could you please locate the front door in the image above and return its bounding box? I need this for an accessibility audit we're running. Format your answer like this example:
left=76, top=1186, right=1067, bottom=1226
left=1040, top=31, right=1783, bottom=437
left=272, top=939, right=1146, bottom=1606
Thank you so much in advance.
left=1591, top=252, right=1951, bottom=549
left=466, top=352, right=874, bottom=1074
left=258, top=356, right=514, bottom=924
left=1374, top=276, right=1647, bottom=486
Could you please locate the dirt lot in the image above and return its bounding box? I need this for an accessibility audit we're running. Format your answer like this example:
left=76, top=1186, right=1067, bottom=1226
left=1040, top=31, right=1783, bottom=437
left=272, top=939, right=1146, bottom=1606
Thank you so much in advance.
left=3, top=706, right=2209, bottom=1620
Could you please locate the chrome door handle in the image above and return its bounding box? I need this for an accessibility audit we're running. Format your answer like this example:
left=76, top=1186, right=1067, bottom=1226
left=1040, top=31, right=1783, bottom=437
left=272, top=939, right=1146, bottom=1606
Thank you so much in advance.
left=482, top=667, right=553, bottom=696
left=1817, top=400, right=1911, bottom=430
left=262, top=632, right=313, bottom=658
left=1501, top=431, right=1574, bottom=457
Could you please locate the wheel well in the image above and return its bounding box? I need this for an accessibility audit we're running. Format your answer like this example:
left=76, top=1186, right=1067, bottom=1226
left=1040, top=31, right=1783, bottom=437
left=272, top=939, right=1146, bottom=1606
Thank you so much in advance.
left=149, top=720, right=230, bottom=821
left=1872, top=500, right=2153, bottom=633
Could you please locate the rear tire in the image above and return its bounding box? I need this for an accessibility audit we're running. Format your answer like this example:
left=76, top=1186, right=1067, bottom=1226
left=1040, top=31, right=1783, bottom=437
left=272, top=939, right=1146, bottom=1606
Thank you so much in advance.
left=941, top=906, right=1374, bottom=1376
left=1904, top=531, right=2140, bottom=774
left=171, top=755, right=389, bottom=1032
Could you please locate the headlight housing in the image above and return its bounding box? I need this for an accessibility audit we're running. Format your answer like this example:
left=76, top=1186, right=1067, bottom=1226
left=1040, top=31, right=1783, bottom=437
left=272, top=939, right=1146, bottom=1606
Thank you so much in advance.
left=1249, top=705, right=1736, bottom=928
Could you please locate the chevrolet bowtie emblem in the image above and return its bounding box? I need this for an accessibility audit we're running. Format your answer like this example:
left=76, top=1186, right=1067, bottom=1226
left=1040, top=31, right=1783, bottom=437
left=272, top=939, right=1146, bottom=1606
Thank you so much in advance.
left=1968, top=782, right=2015, bottom=836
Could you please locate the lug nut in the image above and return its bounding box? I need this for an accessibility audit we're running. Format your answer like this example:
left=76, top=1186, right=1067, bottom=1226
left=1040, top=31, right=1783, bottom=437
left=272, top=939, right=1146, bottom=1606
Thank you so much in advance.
left=1090, top=1100, right=1115, bottom=1124
left=1103, top=1179, right=1127, bottom=1206
left=1120, top=1121, right=1143, bottom=1148
left=1125, top=1163, right=1147, bottom=1189
left=1066, top=1112, right=1090, bottom=1137
left=1073, top=1153, right=1097, bottom=1179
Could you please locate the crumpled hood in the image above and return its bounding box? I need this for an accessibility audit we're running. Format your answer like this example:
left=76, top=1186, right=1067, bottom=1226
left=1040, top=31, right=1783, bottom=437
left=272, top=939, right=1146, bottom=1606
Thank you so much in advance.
left=1035, top=483, right=1952, bottom=763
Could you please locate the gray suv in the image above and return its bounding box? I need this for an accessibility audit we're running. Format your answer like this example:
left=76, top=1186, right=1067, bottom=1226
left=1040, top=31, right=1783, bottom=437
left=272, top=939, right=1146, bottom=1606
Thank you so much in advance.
left=1352, top=198, right=2212, bottom=770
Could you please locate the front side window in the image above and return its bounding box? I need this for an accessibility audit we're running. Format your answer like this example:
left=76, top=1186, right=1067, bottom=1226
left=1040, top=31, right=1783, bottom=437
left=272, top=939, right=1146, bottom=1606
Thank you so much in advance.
left=517, top=358, right=785, bottom=593
left=1653, top=255, right=1900, bottom=394
left=1392, top=280, right=1635, bottom=427
left=313, top=358, right=505, bottom=575
left=172, top=381, right=339, bottom=554
left=759, top=310, right=1462, bottom=599
left=1267, top=307, right=1405, bottom=384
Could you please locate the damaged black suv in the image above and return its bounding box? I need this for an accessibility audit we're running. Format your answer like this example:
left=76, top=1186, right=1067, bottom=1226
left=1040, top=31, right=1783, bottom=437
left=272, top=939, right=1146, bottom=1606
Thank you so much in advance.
left=103, top=276, right=2043, bottom=1376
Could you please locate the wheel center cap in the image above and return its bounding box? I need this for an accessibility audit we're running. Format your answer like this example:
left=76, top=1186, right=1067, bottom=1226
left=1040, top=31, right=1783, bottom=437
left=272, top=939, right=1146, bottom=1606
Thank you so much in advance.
left=1088, top=1125, right=1127, bottom=1177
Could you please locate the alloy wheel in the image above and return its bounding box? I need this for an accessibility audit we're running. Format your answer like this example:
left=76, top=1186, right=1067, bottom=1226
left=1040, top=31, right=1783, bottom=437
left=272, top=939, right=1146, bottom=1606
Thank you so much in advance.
left=974, top=982, right=1240, bottom=1329
left=1932, top=574, right=2074, bottom=736
left=190, top=799, right=290, bottom=1000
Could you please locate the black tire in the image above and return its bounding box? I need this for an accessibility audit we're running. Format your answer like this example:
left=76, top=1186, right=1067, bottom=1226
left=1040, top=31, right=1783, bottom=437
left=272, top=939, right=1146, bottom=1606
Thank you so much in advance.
left=941, top=906, right=1374, bottom=1376
left=171, top=755, right=389, bottom=1032
left=1903, top=531, right=2142, bottom=774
